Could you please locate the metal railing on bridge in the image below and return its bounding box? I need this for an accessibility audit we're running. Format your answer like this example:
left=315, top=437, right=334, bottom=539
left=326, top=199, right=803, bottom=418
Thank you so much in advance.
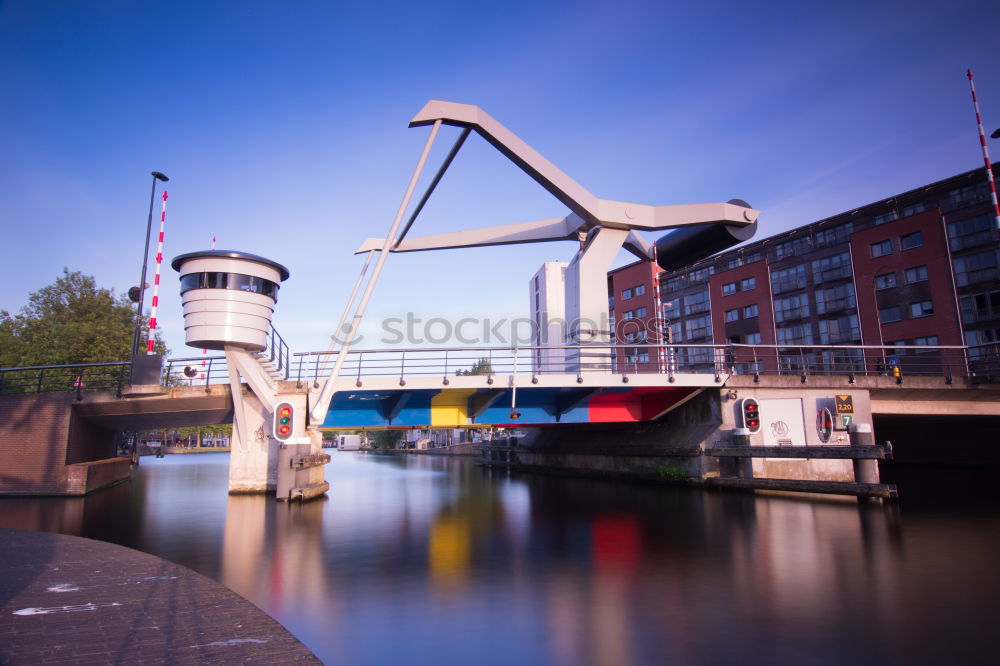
left=292, top=342, right=1000, bottom=386
left=0, top=362, right=131, bottom=397
left=3, top=342, right=997, bottom=397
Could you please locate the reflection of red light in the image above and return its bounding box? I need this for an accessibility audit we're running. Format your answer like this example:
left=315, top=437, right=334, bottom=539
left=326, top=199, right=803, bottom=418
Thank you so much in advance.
left=592, top=516, right=641, bottom=572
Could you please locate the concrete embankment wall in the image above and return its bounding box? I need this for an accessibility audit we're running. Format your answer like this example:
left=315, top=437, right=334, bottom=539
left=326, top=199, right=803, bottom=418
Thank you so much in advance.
left=517, top=387, right=860, bottom=483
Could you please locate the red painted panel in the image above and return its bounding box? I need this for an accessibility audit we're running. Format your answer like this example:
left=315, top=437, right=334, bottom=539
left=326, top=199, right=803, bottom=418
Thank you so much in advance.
left=587, top=392, right=642, bottom=422
left=587, top=387, right=693, bottom=422
left=640, top=388, right=696, bottom=421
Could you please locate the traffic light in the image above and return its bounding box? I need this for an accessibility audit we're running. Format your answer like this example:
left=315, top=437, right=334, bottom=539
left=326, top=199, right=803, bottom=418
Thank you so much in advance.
left=273, top=402, right=294, bottom=442
left=740, top=397, right=761, bottom=434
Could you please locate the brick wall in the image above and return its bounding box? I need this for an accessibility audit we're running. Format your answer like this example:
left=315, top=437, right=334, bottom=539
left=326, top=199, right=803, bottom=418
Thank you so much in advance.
left=0, top=393, right=73, bottom=494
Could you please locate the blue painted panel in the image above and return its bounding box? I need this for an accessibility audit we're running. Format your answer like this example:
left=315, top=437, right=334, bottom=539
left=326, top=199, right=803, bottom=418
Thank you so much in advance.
left=473, top=387, right=595, bottom=425
left=321, top=389, right=437, bottom=428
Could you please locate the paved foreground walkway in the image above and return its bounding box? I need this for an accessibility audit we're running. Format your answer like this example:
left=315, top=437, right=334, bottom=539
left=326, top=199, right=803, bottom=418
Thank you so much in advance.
left=0, top=528, right=320, bottom=665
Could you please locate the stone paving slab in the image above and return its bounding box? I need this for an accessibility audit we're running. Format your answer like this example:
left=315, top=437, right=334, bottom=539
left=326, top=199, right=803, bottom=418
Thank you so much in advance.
left=0, top=528, right=321, bottom=665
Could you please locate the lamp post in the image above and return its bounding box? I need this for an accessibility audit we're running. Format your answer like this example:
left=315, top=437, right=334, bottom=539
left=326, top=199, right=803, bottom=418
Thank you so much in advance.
left=131, top=171, right=170, bottom=358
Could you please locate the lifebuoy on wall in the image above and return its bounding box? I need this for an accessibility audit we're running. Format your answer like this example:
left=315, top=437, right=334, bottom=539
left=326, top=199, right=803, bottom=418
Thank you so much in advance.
left=816, top=407, right=833, bottom=443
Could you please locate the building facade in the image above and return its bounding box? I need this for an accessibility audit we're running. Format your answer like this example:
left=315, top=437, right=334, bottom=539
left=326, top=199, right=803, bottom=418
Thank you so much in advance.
left=608, top=164, right=1000, bottom=375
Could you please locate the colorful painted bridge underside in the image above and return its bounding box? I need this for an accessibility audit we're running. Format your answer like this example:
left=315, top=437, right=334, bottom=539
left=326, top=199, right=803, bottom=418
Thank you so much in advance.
left=318, top=385, right=701, bottom=430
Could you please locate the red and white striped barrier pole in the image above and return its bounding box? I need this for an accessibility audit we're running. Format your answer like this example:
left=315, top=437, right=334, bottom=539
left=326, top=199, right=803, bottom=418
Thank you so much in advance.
left=147, top=190, right=168, bottom=354
left=967, top=69, right=1000, bottom=234
left=652, top=243, right=666, bottom=374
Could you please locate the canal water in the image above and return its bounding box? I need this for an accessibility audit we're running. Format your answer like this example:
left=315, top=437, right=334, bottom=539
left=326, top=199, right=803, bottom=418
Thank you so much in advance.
left=2, top=452, right=999, bottom=665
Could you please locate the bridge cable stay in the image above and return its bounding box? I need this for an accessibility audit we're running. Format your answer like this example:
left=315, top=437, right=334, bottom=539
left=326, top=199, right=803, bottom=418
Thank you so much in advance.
left=317, top=249, right=375, bottom=380
left=318, top=128, right=473, bottom=381
left=309, top=119, right=445, bottom=423
left=394, top=127, right=472, bottom=249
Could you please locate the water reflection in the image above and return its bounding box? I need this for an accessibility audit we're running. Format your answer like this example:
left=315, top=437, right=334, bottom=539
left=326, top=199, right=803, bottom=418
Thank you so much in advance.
left=2, top=453, right=998, bottom=665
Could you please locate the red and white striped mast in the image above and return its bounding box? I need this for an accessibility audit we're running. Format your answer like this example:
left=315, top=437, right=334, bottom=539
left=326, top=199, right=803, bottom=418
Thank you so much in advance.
left=146, top=190, right=168, bottom=353
left=967, top=69, right=1000, bottom=234
left=651, top=243, right=666, bottom=374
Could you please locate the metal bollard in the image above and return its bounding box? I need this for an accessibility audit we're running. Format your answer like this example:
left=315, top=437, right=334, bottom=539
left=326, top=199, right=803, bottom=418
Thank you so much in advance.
left=732, top=427, right=752, bottom=478
left=848, top=423, right=879, bottom=485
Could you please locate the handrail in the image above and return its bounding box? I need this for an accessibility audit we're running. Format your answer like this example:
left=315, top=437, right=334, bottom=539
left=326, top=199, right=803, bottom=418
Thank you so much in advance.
left=2, top=341, right=996, bottom=397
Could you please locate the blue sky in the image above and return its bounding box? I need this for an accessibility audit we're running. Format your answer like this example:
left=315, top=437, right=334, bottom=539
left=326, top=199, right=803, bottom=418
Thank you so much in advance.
left=2, top=0, right=999, bottom=357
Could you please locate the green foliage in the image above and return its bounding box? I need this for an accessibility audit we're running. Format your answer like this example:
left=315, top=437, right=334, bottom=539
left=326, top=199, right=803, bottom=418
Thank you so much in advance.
left=0, top=269, right=167, bottom=368
left=369, top=430, right=405, bottom=449
left=456, top=357, right=493, bottom=376
left=653, top=464, right=689, bottom=479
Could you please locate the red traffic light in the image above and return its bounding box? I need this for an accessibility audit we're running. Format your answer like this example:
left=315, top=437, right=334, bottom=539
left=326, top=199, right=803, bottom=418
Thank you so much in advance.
left=740, top=397, right=761, bottom=434
left=273, top=402, right=295, bottom=442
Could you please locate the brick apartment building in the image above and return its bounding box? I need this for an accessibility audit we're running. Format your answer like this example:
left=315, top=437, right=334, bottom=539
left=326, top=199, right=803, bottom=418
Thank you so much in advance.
left=608, top=164, right=1000, bottom=375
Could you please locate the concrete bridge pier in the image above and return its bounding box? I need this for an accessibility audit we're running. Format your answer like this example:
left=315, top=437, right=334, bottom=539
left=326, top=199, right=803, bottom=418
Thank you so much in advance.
left=228, top=391, right=279, bottom=494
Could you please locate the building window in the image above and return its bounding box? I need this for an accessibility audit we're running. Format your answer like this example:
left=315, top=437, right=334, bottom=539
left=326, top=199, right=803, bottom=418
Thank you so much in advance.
left=684, top=290, right=710, bottom=315
left=685, top=315, right=712, bottom=340
left=948, top=214, right=994, bottom=252
left=635, top=306, right=647, bottom=318
left=771, top=265, right=807, bottom=294
left=667, top=276, right=686, bottom=292
left=874, top=211, right=898, bottom=225
left=744, top=304, right=759, bottom=318
left=879, top=306, right=902, bottom=323
left=871, top=239, right=894, bottom=258
left=741, top=276, right=757, bottom=291
left=774, top=293, right=811, bottom=323
left=875, top=273, right=897, bottom=290
left=811, top=252, right=852, bottom=283
left=814, top=223, right=853, bottom=247
left=905, top=265, right=928, bottom=284
left=818, top=314, right=860, bottom=344
left=913, top=335, right=939, bottom=347
left=746, top=252, right=762, bottom=264
left=955, top=249, right=1000, bottom=287
left=901, top=231, right=923, bottom=250
left=776, top=323, right=813, bottom=346
left=725, top=309, right=740, bottom=323
left=623, top=310, right=633, bottom=321
left=902, top=202, right=925, bottom=217
left=689, top=266, right=714, bottom=283
left=959, top=290, right=1000, bottom=323
left=668, top=322, right=682, bottom=344
left=722, top=282, right=737, bottom=296
left=662, top=299, right=680, bottom=319
left=947, top=183, right=988, bottom=208
left=634, top=284, right=646, bottom=297
left=622, top=288, right=633, bottom=300
left=745, top=332, right=762, bottom=345
left=910, top=300, right=934, bottom=318
left=815, top=282, right=856, bottom=314
left=771, top=237, right=812, bottom=261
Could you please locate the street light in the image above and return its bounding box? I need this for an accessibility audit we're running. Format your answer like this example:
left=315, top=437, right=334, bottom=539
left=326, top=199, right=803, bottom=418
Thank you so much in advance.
left=131, top=171, right=170, bottom=360
left=990, top=128, right=1000, bottom=139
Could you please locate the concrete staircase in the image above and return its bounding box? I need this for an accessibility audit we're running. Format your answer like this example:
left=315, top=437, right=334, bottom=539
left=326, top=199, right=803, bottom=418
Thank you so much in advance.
left=253, top=352, right=287, bottom=383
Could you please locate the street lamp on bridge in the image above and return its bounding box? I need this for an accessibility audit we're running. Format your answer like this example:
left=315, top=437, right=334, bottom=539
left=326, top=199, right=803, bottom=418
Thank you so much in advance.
left=130, top=171, right=169, bottom=383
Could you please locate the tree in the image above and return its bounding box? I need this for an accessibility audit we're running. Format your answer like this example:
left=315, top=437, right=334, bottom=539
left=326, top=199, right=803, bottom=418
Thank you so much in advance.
left=456, top=357, right=493, bottom=376
left=0, top=269, right=167, bottom=368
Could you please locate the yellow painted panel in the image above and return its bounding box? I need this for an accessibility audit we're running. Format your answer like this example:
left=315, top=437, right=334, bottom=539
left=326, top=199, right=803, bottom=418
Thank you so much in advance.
left=431, top=389, right=476, bottom=427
